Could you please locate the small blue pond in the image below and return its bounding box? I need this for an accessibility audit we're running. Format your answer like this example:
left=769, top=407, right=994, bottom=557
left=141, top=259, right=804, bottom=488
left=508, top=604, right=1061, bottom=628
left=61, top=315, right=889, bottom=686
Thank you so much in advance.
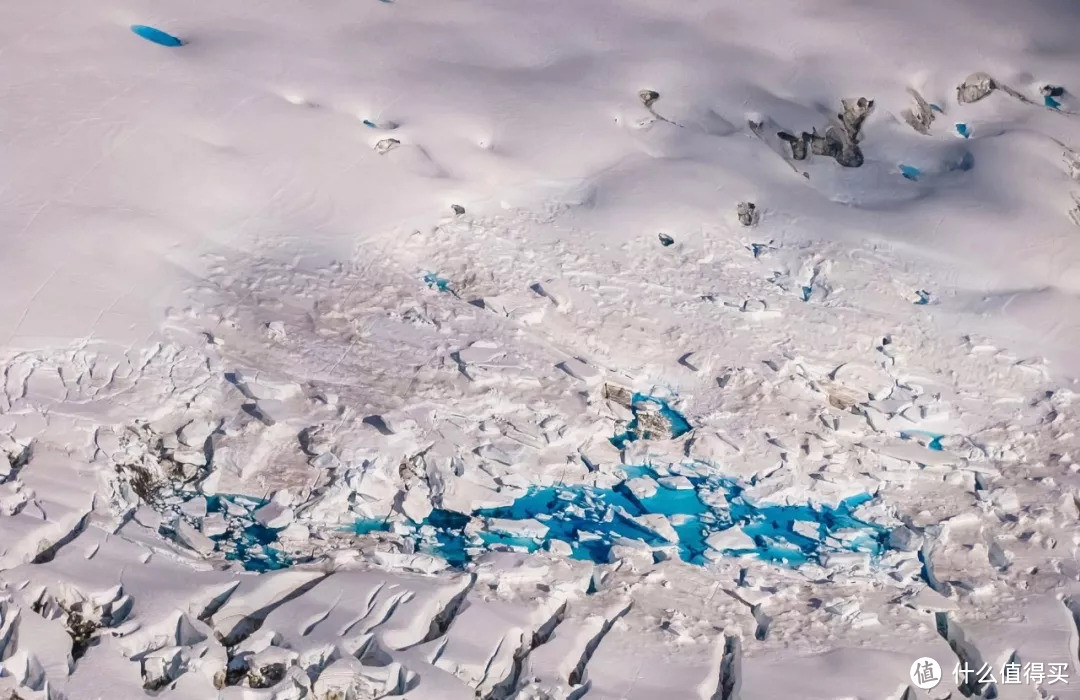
left=353, top=517, right=392, bottom=535
left=610, top=393, right=692, bottom=449
left=899, top=164, right=922, bottom=181
left=423, top=272, right=451, bottom=292
left=359, top=465, right=888, bottom=568
left=955, top=123, right=971, bottom=139
left=1046, top=95, right=1062, bottom=109
left=131, top=25, right=183, bottom=47
left=901, top=431, right=944, bottom=451
left=204, top=495, right=291, bottom=572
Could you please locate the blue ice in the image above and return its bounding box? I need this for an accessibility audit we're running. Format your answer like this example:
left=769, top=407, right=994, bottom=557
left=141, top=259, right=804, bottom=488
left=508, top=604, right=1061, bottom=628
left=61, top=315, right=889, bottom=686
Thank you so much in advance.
left=899, top=164, right=922, bottom=181
left=204, top=495, right=292, bottom=572
left=955, top=123, right=971, bottom=138
left=914, top=289, right=931, bottom=305
left=390, top=465, right=889, bottom=568
left=610, top=393, right=692, bottom=449
left=1045, top=95, right=1062, bottom=109
left=423, top=272, right=451, bottom=292
left=131, top=25, right=183, bottom=47
left=353, top=517, right=392, bottom=535
left=422, top=509, right=476, bottom=568
left=900, top=431, right=944, bottom=451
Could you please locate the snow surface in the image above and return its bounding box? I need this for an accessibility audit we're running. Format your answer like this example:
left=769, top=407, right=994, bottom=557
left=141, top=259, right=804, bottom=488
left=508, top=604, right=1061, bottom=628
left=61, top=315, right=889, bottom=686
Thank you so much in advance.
left=4, top=0, right=1080, bottom=698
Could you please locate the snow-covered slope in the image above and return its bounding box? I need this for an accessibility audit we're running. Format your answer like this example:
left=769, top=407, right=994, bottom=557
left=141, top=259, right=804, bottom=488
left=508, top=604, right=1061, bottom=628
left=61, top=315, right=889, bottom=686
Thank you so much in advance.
left=4, top=0, right=1080, bottom=698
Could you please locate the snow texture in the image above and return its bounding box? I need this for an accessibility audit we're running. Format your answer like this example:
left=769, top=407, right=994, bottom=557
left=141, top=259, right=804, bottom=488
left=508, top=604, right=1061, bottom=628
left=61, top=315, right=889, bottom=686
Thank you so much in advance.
left=4, top=0, right=1080, bottom=698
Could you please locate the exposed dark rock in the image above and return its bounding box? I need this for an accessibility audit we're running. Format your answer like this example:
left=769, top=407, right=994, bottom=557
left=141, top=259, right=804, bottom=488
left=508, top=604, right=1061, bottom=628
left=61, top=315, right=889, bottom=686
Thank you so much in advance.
left=248, top=662, right=287, bottom=689
left=638, top=89, right=660, bottom=109
left=736, top=202, right=758, bottom=227
left=775, top=97, right=872, bottom=168
left=808, top=127, right=864, bottom=167
left=901, top=88, right=935, bottom=134
left=374, top=138, right=400, bottom=154
left=957, top=72, right=996, bottom=104
left=777, top=131, right=808, bottom=160
left=839, top=97, right=874, bottom=141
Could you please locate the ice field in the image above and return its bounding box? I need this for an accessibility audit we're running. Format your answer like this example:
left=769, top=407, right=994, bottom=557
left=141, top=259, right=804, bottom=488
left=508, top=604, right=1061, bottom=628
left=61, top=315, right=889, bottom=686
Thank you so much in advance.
left=4, top=0, right=1080, bottom=697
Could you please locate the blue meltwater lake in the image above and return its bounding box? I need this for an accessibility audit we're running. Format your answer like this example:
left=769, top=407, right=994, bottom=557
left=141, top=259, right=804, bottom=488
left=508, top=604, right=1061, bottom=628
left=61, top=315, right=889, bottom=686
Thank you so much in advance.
left=356, top=464, right=888, bottom=568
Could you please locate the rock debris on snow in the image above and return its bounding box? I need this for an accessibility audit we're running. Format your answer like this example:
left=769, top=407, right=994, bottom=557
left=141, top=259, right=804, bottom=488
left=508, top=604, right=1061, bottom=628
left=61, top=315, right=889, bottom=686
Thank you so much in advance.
left=957, top=72, right=997, bottom=104
left=902, top=87, right=937, bottom=134
left=374, top=137, right=401, bottom=154
left=737, top=201, right=759, bottom=227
